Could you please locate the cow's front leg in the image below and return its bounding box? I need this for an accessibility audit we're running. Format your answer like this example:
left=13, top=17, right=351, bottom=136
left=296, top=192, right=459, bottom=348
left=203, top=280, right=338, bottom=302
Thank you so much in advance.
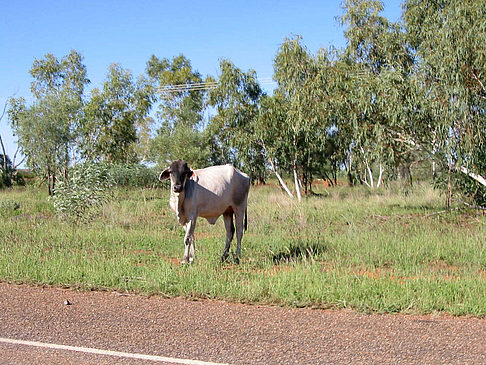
left=182, top=218, right=197, bottom=264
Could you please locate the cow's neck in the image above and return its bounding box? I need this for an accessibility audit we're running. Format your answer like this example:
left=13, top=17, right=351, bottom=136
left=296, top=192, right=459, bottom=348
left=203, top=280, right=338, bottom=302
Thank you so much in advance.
left=170, top=191, right=186, bottom=225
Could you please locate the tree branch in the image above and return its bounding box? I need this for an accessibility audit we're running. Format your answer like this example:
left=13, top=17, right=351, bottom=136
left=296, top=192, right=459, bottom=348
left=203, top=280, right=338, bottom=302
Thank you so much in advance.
left=258, top=140, right=294, bottom=198
left=0, top=100, right=8, bottom=171
left=459, top=166, right=486, bottom=187
left=472, top=71, right=486, bottom=93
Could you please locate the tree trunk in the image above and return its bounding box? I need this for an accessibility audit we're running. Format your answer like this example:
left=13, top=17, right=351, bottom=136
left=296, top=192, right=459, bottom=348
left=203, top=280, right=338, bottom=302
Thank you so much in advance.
left=268, top=157, right=293, bottom=198
left=377, top=163, right=384, bottom=188
left=0, top=136, right=6, bottom=172
left=367, top=163, right=374, bottom=188
left=446, top=166, right=452, bottom=209
left=459, top=166, right=486, bottom=187
left=260, top=141, right=293, bottom=198
left=293, top=165, right=302, bottom=203
left=47, top=169, right=52, bottom=196
left=0, top=102, right=8, bottom=173
left=362, top=168, right=370, bottom=188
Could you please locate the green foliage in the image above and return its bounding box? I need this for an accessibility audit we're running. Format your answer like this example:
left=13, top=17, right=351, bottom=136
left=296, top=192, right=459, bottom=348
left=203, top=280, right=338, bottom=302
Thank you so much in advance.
left=207, top=59, right=266, bottom=181
left=335, top=0, right=416, bottom=187
left=107, top=163, right=160, bottom=187
left=150, top=123, right=210, bottom=169
left=1, top=154, right=24, bottom=188
left=0, top=199, right=21, bottom=218
left=147, top=54, right=205, bottom=128
left=8, top=50, right=89, bottom=195
left=271, top=37, right=340, bottom=192
left=146, top=54, right=209, bottom=168
left=81, top=64, right=154, bottom=163
left=51, top=162, right=112, bottom=222
left=6, top=1, right=485, bottom=203
left=403, top=0, right=486, bottom=201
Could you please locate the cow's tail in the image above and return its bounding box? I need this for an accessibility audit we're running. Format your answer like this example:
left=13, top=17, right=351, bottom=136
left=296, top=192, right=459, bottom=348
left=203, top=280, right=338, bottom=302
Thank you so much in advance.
left=244, top=208, right=248, bottom=231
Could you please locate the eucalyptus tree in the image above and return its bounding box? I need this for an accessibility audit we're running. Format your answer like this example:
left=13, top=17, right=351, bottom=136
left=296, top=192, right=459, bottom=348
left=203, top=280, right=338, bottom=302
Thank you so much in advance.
left=272, top=36, right=338, bottom=199
left=8, top=50, right=89, bottom=194
left=403, top=0, right=486, bottom=203
left=337, top=0, right=415, bottom=188
left=146, top=54, right=209, bottom=168
left=207, top=59, right=266, bottom=183
left=0, top=101, right=9, bottom=175
left=0, top=101, right=17, bottom=187
left=81, top=64, right=153, bottom=163
left=255, top=93, right=294, bottom=196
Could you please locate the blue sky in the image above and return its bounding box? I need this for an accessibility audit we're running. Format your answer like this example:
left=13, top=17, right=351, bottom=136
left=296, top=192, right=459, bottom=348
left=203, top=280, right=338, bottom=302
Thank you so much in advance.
left=0, top=0, right=403, bottom=163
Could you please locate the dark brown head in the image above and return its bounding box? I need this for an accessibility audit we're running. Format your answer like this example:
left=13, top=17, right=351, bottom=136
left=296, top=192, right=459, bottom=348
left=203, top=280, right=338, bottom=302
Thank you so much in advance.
left=159, top=160, right=193, bottom=193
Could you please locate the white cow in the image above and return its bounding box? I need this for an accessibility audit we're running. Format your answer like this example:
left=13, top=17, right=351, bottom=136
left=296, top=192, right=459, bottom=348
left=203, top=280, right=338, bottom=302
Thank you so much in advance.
left=160, top=160, right=250, bottom=264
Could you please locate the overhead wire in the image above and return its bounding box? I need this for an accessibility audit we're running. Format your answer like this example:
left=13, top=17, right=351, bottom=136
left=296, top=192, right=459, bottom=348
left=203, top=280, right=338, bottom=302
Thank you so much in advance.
left=156, top=72, right=371, bottom=93
left=157, top=77, right=277, bottom=93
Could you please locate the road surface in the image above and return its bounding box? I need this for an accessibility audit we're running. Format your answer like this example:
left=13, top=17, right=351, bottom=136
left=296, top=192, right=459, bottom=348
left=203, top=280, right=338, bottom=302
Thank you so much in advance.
left=0, top=283, right=484, bottom=364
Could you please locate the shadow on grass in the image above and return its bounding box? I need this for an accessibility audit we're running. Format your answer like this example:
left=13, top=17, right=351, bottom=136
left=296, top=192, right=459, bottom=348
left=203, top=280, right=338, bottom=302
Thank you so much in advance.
left=271, top=240, right=327, bottom=264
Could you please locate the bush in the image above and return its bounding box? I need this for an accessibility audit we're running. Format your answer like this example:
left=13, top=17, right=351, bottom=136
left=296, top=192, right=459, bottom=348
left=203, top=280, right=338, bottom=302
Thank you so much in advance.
left=0, top=200, right=21, bottom=217
left=0, top=154, right=24, bottom=188
left=51, top=162, right=112, bottom=222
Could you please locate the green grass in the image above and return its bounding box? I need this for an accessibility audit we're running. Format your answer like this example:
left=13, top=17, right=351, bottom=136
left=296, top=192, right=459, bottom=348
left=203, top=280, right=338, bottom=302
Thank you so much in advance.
left=0, top=183, right=485, bottom=316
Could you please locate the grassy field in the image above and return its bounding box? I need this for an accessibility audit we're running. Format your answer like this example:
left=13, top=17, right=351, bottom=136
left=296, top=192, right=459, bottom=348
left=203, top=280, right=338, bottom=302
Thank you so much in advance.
left=0, top=182, right=485, bottom=316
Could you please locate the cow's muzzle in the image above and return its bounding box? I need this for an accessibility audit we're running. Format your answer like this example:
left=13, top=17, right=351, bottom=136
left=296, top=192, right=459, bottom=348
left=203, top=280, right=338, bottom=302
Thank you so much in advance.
left=173, top=174, right=189, bottom=193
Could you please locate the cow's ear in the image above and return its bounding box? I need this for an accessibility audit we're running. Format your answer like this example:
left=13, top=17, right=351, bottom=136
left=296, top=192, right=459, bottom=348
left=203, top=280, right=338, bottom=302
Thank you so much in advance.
left=159, top=168, right=171, bottom=181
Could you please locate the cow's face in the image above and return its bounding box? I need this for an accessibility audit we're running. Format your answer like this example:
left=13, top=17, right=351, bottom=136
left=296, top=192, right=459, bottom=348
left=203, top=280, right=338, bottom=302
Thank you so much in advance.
left=159, top=160, right=193, bottom=193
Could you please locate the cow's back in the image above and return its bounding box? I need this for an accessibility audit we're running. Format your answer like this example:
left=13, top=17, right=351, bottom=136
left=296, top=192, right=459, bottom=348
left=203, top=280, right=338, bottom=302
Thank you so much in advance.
left=187, top=165, right=249, bottom=219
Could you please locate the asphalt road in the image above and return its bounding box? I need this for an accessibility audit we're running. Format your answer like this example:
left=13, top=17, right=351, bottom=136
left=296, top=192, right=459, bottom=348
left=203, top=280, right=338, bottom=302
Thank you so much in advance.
left=0, top=283, right=485, bottom=364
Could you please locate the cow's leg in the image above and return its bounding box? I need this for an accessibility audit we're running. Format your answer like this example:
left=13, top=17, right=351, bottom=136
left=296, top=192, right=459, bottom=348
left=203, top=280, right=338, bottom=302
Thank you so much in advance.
left=234, top=209, right=245, bottom=264
left=222, top=212, right=235, bottom=262
left=182, top=218, right=197, bottom=264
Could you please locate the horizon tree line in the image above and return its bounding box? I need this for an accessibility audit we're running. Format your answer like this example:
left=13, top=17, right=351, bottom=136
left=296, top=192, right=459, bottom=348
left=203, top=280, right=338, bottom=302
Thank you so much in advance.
left=3, top=0, right=485, bottom=205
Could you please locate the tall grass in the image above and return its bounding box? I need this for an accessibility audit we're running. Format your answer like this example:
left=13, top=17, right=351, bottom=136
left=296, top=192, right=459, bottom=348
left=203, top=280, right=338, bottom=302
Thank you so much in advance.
left=0, top=182, right=485, bottom=316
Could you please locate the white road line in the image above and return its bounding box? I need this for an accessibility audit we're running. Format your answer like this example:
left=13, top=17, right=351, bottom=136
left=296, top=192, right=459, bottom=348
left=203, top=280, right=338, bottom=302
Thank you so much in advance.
left=0, top=337, right=232, bottom=365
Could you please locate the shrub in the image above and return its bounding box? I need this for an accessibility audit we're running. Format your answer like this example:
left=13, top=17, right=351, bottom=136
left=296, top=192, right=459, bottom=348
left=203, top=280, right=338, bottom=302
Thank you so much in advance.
left=0, top=154, right=24, bottom=188
left=0, top=200, right=21, bottom=217
left=51, top=162, right=112, bottom=222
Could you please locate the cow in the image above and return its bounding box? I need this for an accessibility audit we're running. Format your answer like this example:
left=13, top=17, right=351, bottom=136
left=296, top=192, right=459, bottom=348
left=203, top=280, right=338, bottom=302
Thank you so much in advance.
left=159, top=160, right=250, bottom=264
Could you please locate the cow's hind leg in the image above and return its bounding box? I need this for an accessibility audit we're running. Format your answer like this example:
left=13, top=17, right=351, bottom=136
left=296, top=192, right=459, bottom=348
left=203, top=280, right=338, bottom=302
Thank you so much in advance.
left=222, top=212, right=235, bottom=262
left=182, top=218, right=197, bottom=264
left=234, top=208, right=245, bottom=264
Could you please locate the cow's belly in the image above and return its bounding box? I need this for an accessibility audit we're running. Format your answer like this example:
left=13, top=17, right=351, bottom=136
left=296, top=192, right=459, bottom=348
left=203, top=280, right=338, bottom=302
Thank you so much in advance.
left=198, top=202, right=232, bottom=224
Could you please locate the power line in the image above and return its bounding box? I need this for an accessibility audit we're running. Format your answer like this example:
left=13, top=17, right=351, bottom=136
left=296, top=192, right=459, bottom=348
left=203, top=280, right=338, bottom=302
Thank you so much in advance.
left=157, top=77, right=277, bottom=93
left=155, top=72, right=371, bottom=94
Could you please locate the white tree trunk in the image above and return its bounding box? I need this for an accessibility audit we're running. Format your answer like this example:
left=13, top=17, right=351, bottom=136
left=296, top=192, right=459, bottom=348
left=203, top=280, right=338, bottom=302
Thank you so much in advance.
left=293, top=166, right=302, bottom=202
left=460, top=166, right=486, bottom=187
left=362, top=168, right=370, bottom=187
left=377, top=163, right=384, bottom=188
left=268, top=157, right=293, bottom=198
left=366, top=163, right=374, bottom=188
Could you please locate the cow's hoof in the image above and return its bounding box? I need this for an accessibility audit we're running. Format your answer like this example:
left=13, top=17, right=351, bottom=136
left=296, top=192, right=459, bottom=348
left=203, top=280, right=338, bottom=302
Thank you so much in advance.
left=181, top=257, right=194, bottom=265
left=221, top=254, right=229, bottom=263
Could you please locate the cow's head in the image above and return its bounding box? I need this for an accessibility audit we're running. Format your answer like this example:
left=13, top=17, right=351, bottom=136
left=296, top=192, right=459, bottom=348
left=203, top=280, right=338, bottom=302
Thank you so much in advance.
left=159, top=160, right=193, bottom=193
